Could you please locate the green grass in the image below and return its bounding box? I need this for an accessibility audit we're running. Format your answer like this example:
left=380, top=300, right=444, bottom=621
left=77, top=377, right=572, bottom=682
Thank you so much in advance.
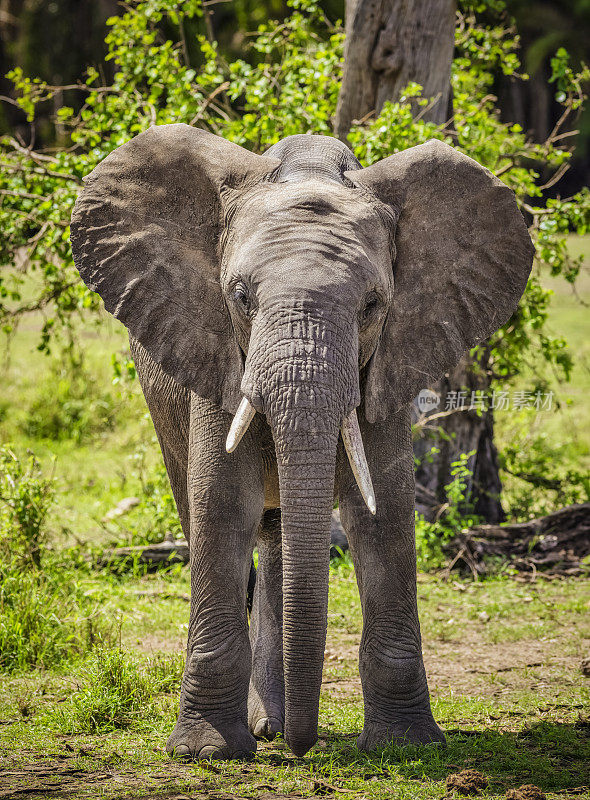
left=0, top=310, right=155, bottom=545
left=0, top=568, right=588, bottom=799
left=50, top=648, right=184, bottom=734
left=0, top=564, right=112, bottom=672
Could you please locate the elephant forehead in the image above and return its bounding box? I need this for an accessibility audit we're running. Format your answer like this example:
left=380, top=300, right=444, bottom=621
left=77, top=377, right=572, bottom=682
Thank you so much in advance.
left=251, top=180, right=380, bottom=223
left=228, top=220, right=386, bottom=296
left=224, top=181, right=392, bottom=276
left=231, top=180, right=385, bottom=233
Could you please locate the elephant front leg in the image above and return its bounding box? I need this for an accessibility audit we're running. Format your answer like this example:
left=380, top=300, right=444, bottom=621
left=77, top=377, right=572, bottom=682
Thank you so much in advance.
left=248, top=508, right=285, bottom=739
left=166, top=397, right=264, bottom=761
left=338, top=408, right=445, bottom=751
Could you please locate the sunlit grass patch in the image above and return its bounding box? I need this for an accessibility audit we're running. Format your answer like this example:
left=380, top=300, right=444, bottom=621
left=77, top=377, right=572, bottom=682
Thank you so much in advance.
left=0, top=567, right=588, bottom=800
left=0, top=564, right=116, bottom=673
left=49, top=648, right=184, bottom=734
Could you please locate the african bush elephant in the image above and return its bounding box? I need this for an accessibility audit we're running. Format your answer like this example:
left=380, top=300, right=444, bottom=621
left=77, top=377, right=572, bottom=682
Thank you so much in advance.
left=70, top=126, right=533, bottom=760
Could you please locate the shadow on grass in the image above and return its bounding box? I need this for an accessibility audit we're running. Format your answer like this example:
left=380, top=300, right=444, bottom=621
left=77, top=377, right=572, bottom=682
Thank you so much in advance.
left=307, top=720, right=590, bottom=793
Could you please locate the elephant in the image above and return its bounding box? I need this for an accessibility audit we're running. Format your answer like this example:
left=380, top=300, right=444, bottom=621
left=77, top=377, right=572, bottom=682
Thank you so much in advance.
left=70, top=125, right=533, bottom=760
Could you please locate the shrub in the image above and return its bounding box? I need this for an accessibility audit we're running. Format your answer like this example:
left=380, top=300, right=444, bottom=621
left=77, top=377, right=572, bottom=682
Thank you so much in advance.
left=415, top=453, right=481, bottom=570
left=0, top=445, right=54, bottom=567
left=20, top=361, right=117, bottom=443
left=501, top=419, right=590, bottom=519
left=53, top=648, right=184, bottom=733
left=0, top=447, right=114, bottom=672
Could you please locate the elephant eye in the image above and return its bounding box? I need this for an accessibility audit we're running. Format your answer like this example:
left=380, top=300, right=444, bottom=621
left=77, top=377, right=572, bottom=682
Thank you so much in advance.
left=232, top=282, right=250, bottom=313
left=361, top=293, right=379, bottom=324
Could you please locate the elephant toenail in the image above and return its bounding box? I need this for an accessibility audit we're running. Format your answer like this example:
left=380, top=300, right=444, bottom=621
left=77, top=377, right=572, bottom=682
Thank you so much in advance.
left=254, top=717, right=282, bottom=739
left=171, top=744, right=191, bottom=759
left=254, top=718, right=268, bottom=737
left=198, top=745, right=221, bottom=759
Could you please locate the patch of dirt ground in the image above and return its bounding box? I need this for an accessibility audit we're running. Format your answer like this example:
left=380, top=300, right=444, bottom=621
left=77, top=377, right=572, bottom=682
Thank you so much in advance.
left=322, top=629, right=590, bottom=702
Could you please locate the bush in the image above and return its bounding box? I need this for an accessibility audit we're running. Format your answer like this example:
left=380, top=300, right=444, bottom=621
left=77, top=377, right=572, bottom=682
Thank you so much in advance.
left=415, top=453, right=481, bottom=570
left=0, top=447, right=114, bottom=672
left=20, top=360, right=117, bottom=443
left=52, top=648, right=184, bottom=733
left=501, top=419, right=590, bottom=520
left=0, top=445, right=54, bottom=567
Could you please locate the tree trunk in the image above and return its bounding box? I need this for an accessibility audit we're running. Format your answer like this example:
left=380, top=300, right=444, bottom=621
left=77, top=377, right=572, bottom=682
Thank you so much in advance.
left=335, top=0, right=456, bottom=140
left=336, top=0, right=506, bottom=523
left=413, top=357, right=505, bottom=524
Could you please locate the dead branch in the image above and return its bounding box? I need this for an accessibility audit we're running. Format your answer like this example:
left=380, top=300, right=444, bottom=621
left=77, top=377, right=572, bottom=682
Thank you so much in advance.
left=443, top=503, right=590, bottom=577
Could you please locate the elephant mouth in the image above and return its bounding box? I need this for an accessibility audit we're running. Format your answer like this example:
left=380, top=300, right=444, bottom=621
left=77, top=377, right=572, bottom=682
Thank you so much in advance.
left=226, top=397, right=376, bottom=515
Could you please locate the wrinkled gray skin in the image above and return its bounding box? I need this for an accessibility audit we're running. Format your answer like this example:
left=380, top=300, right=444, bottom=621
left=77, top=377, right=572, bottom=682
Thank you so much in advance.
left=70, top=126, right=533, bottom=760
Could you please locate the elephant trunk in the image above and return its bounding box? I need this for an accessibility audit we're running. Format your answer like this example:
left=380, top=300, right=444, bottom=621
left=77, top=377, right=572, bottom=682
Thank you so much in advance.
left=240, top=307, right=358, bottom=756
left=274, top=417, right=338, bottom=756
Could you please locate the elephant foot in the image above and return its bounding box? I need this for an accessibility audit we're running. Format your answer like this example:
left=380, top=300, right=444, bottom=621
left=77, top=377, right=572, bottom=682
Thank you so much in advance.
left=357, top=715, right=446, bottom=751
left=248, top=688, right=284, bottom=740
left=250, top=715, right=283, bottom=739
left=167, top=718, right=257, bottom=761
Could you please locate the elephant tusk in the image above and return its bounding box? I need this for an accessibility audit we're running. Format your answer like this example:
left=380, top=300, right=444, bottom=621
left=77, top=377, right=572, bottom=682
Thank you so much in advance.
left=226, top=397, right=256, bottom=453
left=341, top=409, right=377, bottom=516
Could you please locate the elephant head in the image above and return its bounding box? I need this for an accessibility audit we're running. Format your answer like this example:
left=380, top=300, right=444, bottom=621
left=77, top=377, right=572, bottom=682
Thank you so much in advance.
left=70, top=125, right=533, bottom=755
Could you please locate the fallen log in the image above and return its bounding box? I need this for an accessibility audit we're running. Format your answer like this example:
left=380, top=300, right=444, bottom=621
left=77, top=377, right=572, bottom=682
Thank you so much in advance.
left=99, top=504, right=589, bottom=578
left=100, top=510, right=350, bottom=570
left=98, top=533, right=188, bottom=569
left=443, top=502, right=590, bottom=577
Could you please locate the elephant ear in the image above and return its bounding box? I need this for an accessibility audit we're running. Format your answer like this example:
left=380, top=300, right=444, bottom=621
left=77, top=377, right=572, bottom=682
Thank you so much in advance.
left=70, top=124, right=279, bottom=413
left=344, top=140, right=534, bottom=422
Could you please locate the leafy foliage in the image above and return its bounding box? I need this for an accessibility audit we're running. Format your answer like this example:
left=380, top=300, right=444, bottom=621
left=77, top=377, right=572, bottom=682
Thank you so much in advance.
left=1, top=0, right=587, bottom=378
left=415, top=453, right=482, bottom=570
left=20, top=359, right=118, bottom=442
left=0, top=447, right=116, bottom=672
left=500, top=415, right=590, bottom=518
left=0, top=445, right=54, bottom=567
